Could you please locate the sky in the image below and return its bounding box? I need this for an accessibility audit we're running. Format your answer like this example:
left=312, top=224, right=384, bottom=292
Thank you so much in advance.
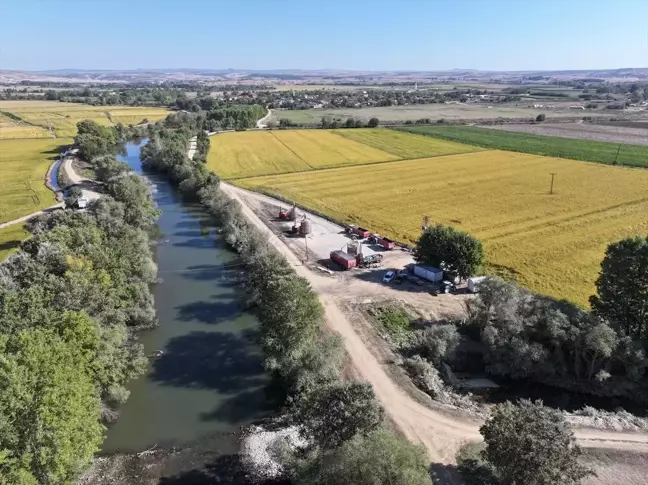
left=1, top=0, right=647, bottom=72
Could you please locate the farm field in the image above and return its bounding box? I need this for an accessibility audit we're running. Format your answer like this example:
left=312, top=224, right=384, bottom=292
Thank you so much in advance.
left=206, top=128, right=476, bottom=178
left=485, top=122, right=648, bottom=146
left=0, top=112, right=52, bottom=139
left=0, top=101, right=169, bottom=138
left=236, top=150, right=648, bottom=305
left=397, top=125, right=648, bottom=168
left=0, top=138, right=71, bottom=223
left=269, top=103, right=608, bottom=124
left=0, top=225, right=29, bottom=261
left=333, top=128, right=482, bottom=159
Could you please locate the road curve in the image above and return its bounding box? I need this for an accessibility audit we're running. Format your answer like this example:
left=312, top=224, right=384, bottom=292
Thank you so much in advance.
left=220, top=182, right=648, bottom=464
left=256, top=108, right=272, bottom=129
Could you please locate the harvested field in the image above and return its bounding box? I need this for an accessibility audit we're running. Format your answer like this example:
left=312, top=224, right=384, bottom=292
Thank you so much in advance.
left=207, top=128, right=476, bottom=178
left=397, top=125, right=648, bottom=168
left=485, top=122, right=648, bottom=146
left=0, top=101, right=169, bottom=137
left=0, top=224, right=29, bottom=261
left=270, top=104, right=608, bottom=124
left=236, top=150, right=648, bottom=305
left=0, top=138, right=70, bottom=223
left=333, top=128, right=482, bottom=159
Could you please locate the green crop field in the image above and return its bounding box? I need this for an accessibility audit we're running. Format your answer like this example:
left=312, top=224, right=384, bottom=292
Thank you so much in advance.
left=0, top=138, right=71, bottom=223
left=207, top=128, right=476, bottom=179
left=395, top=125, right=648, bottom=168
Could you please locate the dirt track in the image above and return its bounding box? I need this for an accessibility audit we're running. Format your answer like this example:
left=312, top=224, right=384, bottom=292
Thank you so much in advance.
left=220, top=182, right=648, bottom=466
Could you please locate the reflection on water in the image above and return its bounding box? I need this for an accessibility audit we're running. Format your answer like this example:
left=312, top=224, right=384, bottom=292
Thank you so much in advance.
left=101, top=142, right=270, bottom=453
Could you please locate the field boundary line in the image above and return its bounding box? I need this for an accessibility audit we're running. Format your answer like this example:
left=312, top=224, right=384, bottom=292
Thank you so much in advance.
left=225, top=149, right=496, bottom=182
left=268, top=131, right=314, bottom=169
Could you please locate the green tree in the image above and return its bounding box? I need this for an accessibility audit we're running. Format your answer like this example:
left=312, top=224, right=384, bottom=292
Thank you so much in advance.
left=591, top=236, right=648, bottom=339
left=0, top=328, right=103, bottom=484
left=296, top=381, right=383, bottom=449
left=535, top=114, right=546, bottom=122
left=480, top=400, right=592, bottom=485
left=345, top=117, right=356, bottom=128
left=290, top=428, right=431, bottom=485
left=414, top=224, right=484, bottom=280
left=367, top=117, right=380, bottom=128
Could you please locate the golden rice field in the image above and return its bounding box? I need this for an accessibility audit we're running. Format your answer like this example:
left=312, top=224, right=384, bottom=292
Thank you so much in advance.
left=207, top=128, right=475, bottom=178
left=0, top=112, right=52, bottom=139
left=0, top=225, right=29, bottom=261
left=0, top=101, right=169, bottom=138
left=236, top=150, right=648, bottom=305
left=333, top=128, right=482, bottom=159
left=0, top=138, right=71, bottom=223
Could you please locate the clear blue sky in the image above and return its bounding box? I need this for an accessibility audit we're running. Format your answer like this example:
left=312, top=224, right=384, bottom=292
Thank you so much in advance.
left=1, top=0, right=646, bottom=72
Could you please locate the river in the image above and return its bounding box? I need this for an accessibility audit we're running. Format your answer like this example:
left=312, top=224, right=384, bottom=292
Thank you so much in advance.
left=101, top=141, right=270, bottom=454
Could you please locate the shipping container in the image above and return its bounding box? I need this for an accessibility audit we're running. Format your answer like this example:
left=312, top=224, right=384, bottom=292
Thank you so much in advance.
left=330, top=250, right=357, bottom=270
left=413, top=264, right=443, bottom=282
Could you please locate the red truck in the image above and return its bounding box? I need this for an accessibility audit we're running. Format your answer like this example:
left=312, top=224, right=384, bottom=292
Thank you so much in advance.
left=347, top=225, right=370, bottom=239
left=330, top=250, right=357, bottom=270
left=376, top=236, right=396, bottom=250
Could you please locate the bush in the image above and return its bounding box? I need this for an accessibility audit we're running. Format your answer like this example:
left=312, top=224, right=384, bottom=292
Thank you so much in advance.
left=535, top=114, right=546, bottom=122
left=412, top=324, right=460, bottom=365
left=403, top=355, right=445, bottom=398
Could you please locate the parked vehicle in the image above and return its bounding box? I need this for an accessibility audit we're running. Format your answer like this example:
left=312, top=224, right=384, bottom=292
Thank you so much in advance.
left=383, top=271, right=395, bottom=283
left=330, top=250, right=357, bottom=270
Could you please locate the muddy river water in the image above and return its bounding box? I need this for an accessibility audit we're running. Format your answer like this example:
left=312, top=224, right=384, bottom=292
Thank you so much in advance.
left=101, top=141, right=270, bottom=454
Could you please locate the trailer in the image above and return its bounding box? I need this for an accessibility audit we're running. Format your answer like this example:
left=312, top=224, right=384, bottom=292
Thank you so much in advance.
left=413, top=264, right=443, bottom=282
left=347, top=225, right=370, bottom=239
left=330, top=250, right=357, bottom=270
left=376, top=236, right=396, bottom=250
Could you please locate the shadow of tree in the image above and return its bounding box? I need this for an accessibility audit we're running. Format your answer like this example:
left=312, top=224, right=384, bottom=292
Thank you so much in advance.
left=429, top=463, right=465, bottom=485
left=176, top=296, right=243, bottom=324
left=0, top=239, right=22, bottom=252
left=151, top=330, right=267, bottom=393
left=200, top=386, right=273, bottom=425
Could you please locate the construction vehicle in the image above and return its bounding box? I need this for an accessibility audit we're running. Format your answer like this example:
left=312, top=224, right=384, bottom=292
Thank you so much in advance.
left=330, top=250, right=357, bottom=270
left=356, top=253, right=384, bottom=268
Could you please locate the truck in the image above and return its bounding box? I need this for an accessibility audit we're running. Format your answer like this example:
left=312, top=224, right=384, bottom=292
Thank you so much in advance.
left=376, top=235, right=395, bottom=250
left=330, top=250, right=357, bottom=270
left=347, top=225, right=370, bottom=239
left=356, top=253, right=384, bottom=268
left=413, top=264, right=443, bottom=282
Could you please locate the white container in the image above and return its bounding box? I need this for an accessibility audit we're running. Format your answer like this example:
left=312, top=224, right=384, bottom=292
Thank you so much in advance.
left=467, top=276, right=487, bottom=293
left=413, top=264, right=443, bottom=282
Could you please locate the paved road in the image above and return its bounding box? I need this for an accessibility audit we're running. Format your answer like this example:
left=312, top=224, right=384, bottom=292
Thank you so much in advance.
left=220, top=182, right=648, bottom=466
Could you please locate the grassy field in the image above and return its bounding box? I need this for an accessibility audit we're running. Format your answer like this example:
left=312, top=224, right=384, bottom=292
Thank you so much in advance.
left=0, top=101, right=169, bottom=138
left=207, top=128, right=476, bottom=179
left=333, top=128, right=482, bottom=159
left=270, top=104, right=606, bottom=124
left=0, top=224, right=29, bottom=260
left=236, top=150, right=648, bottom=305
left=0, top=138, right=71, bottom=223
left=396, top=125, right=648, bottom=168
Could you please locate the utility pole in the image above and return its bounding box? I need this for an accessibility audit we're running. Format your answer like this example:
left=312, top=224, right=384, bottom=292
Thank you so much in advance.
left=614, top=144, right=621, bottom=165
left=549, top=173, right=557, bottom=195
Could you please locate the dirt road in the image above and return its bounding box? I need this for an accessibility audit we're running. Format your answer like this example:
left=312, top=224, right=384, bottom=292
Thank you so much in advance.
left=220, top=182, right=648, bottom=465
left=256, top=109, right=272, bottom=129
left=62, top=157, right=101, bottom=202
left=187, top=136, right=197, bottom=160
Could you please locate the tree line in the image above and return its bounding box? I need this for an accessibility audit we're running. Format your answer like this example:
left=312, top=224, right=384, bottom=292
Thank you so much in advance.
left=0, top=121, right=159, bottom=483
